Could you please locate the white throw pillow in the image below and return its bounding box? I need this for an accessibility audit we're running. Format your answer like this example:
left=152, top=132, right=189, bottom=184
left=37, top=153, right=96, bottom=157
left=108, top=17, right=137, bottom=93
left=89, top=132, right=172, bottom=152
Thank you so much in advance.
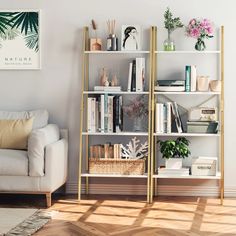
left=28, top=124, right=60, bottom=176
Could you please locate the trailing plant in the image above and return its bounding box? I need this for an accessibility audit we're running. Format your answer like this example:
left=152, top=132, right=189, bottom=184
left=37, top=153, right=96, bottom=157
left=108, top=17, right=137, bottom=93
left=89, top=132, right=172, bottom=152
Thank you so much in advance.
left=164, top=7, right=184, bottom=34
left=158, top=137, right=191, bottom=159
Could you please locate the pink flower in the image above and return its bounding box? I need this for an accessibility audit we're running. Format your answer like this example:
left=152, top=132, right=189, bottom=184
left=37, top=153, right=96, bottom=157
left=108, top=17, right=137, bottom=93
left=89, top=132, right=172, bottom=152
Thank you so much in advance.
left=190, top=28, right=200, bottom=38
left=189, top=19, right=196, bottom=25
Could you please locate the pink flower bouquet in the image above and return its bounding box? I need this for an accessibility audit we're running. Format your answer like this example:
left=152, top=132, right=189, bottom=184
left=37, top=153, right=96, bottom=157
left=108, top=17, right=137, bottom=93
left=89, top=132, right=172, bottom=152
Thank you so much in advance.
left=186, top=18, right=214, bottom=51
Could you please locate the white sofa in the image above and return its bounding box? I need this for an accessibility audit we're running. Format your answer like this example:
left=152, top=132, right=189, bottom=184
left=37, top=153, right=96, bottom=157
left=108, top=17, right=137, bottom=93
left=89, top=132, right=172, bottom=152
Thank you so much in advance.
left=0, top=110, right=68, bottom=207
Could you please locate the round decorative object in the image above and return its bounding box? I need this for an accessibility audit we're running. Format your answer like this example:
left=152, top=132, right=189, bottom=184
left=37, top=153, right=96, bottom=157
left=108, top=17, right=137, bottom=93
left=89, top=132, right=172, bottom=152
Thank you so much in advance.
left=197, top=76, right=209, bottom=91
left=195, top=38, right=206, bottom=51
left=209, top=80, right=221, bottom=92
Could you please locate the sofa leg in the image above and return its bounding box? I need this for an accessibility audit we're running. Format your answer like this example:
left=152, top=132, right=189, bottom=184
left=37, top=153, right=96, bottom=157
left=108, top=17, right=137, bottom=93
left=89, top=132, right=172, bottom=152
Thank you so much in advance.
left=46, top=193, right=52, bottom=207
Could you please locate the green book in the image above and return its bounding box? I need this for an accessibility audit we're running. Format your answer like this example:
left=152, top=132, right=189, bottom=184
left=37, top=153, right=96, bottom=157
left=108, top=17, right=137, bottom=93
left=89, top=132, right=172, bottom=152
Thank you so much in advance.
left=185, top=66, right=191, bottom=92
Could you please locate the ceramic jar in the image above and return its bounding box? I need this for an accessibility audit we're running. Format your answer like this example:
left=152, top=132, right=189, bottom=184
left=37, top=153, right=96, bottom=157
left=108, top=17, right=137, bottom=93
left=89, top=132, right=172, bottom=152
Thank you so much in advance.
left=197, top=76, right=209, bottom=91
left=209, top=80, right=221, bottom=92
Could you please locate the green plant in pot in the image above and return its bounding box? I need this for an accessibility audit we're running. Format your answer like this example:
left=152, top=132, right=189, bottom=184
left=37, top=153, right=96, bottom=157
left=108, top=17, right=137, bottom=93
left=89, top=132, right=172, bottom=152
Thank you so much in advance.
left=163, top=7, right=184, bottom=51
left=158, top=137, right=191, bottom=169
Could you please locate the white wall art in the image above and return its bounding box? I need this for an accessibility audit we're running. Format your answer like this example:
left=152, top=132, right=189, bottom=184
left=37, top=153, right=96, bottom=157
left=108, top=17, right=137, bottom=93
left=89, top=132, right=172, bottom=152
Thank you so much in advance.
left=0, top=10, right=40, bottom=70
left=121, top=25, right=141, bottom=51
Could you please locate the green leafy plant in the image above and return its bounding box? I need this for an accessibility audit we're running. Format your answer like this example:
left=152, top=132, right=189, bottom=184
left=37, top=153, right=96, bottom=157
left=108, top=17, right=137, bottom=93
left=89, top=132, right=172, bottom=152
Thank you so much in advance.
left=164, top=7, right=184, bottom=34
left=0, top=12, right=12, bottom=35
left=158, top=137, right=191, bottom=159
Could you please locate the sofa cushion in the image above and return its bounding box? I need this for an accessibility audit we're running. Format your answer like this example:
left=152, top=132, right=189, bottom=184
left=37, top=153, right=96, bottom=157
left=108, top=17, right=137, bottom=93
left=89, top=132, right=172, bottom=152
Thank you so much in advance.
left=0, top=149, right=28, bottom=176
left=28, top=124, right=60, bottom=177
left=0, top=118, right=34, bottom=150
left=0, top=110, right=48, bottom=130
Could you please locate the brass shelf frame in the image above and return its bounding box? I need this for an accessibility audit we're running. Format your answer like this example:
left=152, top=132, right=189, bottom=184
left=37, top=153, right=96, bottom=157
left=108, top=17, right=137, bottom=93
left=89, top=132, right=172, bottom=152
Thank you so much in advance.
left=150, top=26, right=225, bottom=204
left=78, top=26, right=154, bottom=203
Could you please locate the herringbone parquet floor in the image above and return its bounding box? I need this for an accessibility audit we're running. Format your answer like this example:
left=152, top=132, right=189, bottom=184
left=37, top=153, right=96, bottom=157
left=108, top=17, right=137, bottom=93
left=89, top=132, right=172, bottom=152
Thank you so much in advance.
left=1, top=195, right=236, bottom=236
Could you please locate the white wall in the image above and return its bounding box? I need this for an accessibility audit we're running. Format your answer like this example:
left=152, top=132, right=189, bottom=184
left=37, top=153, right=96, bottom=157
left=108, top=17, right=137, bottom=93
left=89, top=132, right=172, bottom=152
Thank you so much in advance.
left=0, top=0, right=235, bottom=196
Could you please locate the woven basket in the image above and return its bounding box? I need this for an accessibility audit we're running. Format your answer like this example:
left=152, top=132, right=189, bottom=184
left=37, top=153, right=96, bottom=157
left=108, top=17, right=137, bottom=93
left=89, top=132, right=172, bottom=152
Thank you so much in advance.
left=89, top=158, right=145, bottom=175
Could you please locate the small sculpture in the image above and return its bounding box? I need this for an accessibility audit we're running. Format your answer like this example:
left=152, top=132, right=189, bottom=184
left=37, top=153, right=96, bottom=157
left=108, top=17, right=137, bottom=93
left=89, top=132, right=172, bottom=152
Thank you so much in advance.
left=111, top=74, right=118, bottom=86
left=100, top=68, right=108, bottom=86
left=121, top=137, right=148, bottom=159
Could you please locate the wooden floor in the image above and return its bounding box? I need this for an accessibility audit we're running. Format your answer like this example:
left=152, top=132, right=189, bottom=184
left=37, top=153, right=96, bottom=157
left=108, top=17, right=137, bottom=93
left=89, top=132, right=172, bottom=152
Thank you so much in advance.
left=1, top=194, right=236, bottom=236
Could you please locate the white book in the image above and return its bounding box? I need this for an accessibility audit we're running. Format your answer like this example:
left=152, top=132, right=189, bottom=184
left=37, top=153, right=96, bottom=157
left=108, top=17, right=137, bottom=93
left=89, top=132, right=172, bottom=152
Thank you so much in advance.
left=127, top=62, right=133, bottom=92
left=136, top=58, right=145, bottom=92
left=190, top=65, right=197, bottom=92
left=155, top=86, right=185, bottom=92
left=108, top=96, right=114, bottom=133
left=166, top=102, right=172, bottom=133
left=91, top=98, right=96, bottom=132
left=87, top=98, right=92, bottom=132
left=94, top=86, right=121, bottom=91
left=100, top=95, right=105, bottom=133
left=155, top=103, right=164, bottom=133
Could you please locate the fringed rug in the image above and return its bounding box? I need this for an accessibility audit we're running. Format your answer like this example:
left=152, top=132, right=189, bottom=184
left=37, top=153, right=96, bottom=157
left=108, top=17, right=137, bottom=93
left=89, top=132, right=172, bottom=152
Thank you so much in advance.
left=0, top=208, right=51, bottom=236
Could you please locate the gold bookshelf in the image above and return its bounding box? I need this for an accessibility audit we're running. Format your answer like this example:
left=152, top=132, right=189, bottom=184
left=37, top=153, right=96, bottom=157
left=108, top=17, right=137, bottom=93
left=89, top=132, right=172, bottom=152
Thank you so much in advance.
left=78, top=26, right=224, bottom=204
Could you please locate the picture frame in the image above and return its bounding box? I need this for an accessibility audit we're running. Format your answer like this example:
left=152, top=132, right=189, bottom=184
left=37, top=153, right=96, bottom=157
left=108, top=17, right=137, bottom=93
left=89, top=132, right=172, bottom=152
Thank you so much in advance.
left=0, top=10, right=41, bottom=70
left=121, top=25, right=141, bottom=51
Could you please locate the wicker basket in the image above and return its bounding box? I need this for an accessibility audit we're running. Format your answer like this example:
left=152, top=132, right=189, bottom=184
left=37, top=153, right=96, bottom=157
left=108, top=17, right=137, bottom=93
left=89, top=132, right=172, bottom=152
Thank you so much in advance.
left=89, top=158, right=145, bottom=175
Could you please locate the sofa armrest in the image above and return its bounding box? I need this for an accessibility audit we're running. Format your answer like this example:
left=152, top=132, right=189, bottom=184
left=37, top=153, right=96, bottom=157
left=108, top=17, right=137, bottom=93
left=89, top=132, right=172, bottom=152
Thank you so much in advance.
left=28, top=124, right=60, bottom=176
left=40, top=138, right=68, bottom=192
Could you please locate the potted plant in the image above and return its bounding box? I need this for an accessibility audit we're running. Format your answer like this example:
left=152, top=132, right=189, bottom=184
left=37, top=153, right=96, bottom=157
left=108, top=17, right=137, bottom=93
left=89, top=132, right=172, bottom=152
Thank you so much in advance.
left=163, top=7, right=184, bottom=51
left=158, top=137, right=191, bottom=169
left=186, top=18, right=214, bottom=51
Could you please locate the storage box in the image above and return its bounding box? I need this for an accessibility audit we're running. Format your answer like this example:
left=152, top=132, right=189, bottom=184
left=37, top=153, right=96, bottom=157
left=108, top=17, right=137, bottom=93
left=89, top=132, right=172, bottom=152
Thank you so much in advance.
left=191, top=157, right=217, bottom=176
left=187, top=121, right=218, bottom=133
left=89, top=158, right=145, bottom=175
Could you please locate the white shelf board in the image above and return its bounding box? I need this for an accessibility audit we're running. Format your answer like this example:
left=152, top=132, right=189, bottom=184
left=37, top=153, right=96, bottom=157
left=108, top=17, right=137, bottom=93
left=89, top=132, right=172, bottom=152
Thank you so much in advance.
left=154, top=133, right=220, bottom=137
left=82, top=132, right=148, bottom=136
left=153, top=172, right=221, bottom=179
left=154, top=91, right=220, bottom=95
left=83, top=91, right=149, bottom=95
left=84, top=50, right=149, bottom=54
left=81, top=173, right=148, bottom=178
left=156, top=50, right=220, bottom=54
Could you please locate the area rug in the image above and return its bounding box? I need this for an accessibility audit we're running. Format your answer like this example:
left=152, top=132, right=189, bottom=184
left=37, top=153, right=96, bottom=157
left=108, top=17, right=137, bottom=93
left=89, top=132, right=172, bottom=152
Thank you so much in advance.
left=0, top=208, right=51, bottom=236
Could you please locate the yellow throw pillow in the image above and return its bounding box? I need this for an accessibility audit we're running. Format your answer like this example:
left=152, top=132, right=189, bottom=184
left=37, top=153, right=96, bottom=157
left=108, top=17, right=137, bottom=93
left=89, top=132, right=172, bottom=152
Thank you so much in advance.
left=0, top=118, right=34, bottom=150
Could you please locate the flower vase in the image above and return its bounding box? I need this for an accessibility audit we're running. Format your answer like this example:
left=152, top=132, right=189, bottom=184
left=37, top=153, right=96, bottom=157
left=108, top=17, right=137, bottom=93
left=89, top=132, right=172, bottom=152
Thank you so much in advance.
left=195, top=38, right=206, bottom=51
left=133, top=117, right=143, bottom=132
left=164, top=31, right=175, bottom=51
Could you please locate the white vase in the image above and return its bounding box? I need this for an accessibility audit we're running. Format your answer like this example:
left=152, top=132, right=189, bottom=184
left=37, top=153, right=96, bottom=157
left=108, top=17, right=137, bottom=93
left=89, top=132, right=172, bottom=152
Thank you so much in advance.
left=165, top=158, right=182, bottom=169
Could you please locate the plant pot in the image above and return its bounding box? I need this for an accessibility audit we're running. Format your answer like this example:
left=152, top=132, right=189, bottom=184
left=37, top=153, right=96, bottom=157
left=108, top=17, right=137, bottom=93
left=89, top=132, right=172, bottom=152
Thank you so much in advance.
left=163, top=31, right=175, bottom=51
left=197, top=76, right=209, bottom=91
left=165, top=158, right=182, bottom=169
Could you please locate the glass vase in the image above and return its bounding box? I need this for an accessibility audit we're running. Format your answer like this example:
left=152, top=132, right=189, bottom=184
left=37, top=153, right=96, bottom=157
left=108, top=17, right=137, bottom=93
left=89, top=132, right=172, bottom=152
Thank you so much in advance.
left=133, top=117, right=143, bottom=132
left=164, top=31, right=175, bottom=51
left=195, top=38, right=206, bottom=51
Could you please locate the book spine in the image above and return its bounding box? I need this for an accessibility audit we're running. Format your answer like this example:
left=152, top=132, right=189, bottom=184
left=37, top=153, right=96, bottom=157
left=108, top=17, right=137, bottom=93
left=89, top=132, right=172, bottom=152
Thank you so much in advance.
left=131, top=60, right=136, bottom=92
left=119, top=96, right=123, bottom=131
left=163, top=104, right=167, bottom=133
left=87, top=98, right=92, bottom=132
left=104, top=94, right=108, bottom=132
left=190, top=65, right=197, bottom=92
left=160, top=103, right=164, bottom=133
left=174, top=102, right=183, bottom=133
left=127, top=62, right=133, bottom=92
left=104, top=143, right=110, bottom=159
left=136, top=58, right=145, bottom=92
left=90, top=145, right=94, bottom=158
left=91, top=98, right=96, bottom=132
left=166, top=102, right=172, bottom=133
left=185, top=65, right=191, bottom=92
left=95, top=101, right=99, bottom=132
left=115, top=96, right=120, bottom=132
left=108, top=96, right=113, bottom=133
left=100, top=95, right=105, bottom=133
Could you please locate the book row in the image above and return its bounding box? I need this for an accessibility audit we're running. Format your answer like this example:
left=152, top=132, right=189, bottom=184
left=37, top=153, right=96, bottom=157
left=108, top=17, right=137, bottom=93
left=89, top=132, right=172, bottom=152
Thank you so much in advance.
left=90, top=143, right=122, bottom=159
left=87, top=95, right=123, bottom=133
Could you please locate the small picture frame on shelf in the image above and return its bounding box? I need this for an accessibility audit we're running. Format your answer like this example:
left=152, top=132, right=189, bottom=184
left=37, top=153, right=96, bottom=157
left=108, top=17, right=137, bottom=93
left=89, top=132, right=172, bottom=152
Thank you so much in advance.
left=121, top=25, right=141, bottom=51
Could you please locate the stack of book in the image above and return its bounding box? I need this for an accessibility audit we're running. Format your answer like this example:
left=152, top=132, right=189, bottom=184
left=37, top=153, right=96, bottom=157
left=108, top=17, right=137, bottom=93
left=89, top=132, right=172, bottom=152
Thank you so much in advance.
left=94, top=86, right=121, bottom=92
left=158, top=167, right=190, bottom=176
left=127, top=58, right=145, bottom=92
left=87, top=95, right=123, bottom=133
left=155, top=102, right=183, bottom=133
left=185, top=65, right=197, bottom=92
left=90, top=143, right=122, bottom=159
left=155, top=80, right=185, bottom=92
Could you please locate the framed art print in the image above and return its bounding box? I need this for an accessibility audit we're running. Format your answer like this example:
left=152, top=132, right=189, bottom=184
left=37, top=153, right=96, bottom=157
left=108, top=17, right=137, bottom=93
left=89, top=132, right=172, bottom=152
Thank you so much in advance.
left=121, top=25, right=141, bottom=51
left=0, top=10, right=41, bottom=70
